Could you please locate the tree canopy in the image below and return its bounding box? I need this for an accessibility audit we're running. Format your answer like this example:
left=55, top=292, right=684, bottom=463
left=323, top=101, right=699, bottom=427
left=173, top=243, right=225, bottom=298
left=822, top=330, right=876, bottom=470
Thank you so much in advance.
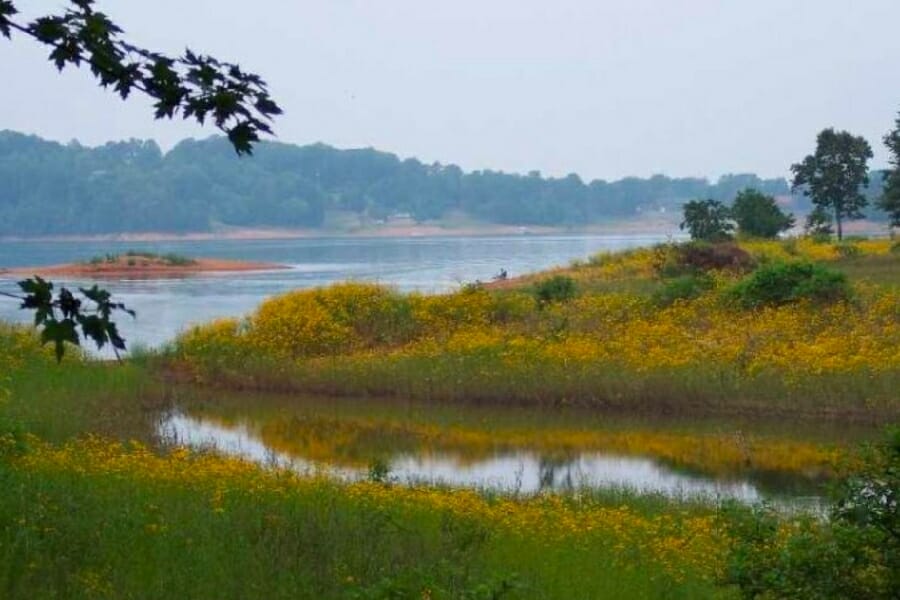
left=0, top=130, right=796, bottom=235
left=679, top=198, right=734, bottom=241
left=731, top=189, right=795, bottom=238
left=790, top=128, right=873, bottom=240
left=0, top=0, right=281, bottom=154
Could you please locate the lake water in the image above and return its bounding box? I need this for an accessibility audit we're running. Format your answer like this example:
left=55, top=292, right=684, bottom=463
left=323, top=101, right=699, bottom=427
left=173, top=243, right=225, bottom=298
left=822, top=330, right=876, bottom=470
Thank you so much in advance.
left=0, top=234, right=669, bottom=349
left=156, top=390, right=851, bottom=507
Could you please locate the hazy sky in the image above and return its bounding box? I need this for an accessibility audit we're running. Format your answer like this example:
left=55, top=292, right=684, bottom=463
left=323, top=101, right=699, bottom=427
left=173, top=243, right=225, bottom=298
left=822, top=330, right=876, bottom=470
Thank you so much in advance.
left=3, top=1, right=899, bottom=181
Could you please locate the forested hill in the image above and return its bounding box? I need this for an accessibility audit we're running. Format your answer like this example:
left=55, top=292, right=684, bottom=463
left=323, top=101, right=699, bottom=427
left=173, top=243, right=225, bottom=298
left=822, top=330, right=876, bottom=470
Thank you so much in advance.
left=0, top=129, right=797, bottom=236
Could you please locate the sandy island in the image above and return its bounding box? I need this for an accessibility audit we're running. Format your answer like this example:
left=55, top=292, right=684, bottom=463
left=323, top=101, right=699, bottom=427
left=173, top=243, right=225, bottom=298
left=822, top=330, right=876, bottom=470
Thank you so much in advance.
left=2, top=255, right=287, bottom=279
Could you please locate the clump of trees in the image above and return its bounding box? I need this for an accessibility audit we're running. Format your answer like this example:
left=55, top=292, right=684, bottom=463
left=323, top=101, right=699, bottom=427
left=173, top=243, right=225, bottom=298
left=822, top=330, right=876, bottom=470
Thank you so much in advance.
left=680, top=191, right=794, bottom=241
left=731, top=189, right=795, bottom=238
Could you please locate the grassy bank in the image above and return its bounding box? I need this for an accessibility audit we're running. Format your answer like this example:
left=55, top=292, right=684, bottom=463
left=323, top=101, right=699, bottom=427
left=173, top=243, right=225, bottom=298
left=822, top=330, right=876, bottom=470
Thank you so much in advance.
left=1, top=326, right=733, bottom=599
left=1, top=436, right=730, bottom=599
left=172, top=238, right=900, bottom=419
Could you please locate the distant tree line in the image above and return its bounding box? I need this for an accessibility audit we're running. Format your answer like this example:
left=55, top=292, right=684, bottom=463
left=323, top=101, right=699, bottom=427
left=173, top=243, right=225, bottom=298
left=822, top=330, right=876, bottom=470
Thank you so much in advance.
left=0, top=130, right=799, bottom=236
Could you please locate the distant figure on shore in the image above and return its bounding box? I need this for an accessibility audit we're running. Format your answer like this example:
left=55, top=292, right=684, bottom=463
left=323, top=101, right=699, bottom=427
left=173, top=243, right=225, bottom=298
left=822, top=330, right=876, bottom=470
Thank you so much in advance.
left=494, top=268, right=508, bottom=281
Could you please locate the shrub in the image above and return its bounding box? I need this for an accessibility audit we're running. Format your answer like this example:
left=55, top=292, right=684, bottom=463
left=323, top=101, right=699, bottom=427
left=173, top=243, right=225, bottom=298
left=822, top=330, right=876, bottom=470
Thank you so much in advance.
left=727, top=261, right=850, bottom=308
left=679, top=242, right=755, bottom=273
left=653, top=242, right=755, bottom=277
left=652, top=274, right=714, bottom=307
left=533, top=275, right=577, bottom=305
left=721, top=429, right=900, bottom=599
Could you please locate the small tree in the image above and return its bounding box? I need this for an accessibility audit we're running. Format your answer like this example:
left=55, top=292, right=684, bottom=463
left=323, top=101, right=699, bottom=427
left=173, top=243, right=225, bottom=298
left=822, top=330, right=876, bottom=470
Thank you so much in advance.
left=877, top=112, right=900, bottom=230
left=804, top=206, right=835, bottom=237
left=791, top=128, right=873, bottom=240
left=731, top=188, right=795, bottom=238
left=679, top=199, right=734, bottom=241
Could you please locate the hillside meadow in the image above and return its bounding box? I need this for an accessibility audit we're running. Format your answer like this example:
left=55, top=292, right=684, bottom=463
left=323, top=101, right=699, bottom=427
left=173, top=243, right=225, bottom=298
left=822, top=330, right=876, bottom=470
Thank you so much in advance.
left=173, top=238, right=900, bottom=419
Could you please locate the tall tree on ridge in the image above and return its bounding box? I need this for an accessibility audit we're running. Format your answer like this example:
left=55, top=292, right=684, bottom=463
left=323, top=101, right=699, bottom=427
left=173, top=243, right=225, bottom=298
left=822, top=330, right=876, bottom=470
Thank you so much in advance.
left=790, top=128, right=872, bottom=241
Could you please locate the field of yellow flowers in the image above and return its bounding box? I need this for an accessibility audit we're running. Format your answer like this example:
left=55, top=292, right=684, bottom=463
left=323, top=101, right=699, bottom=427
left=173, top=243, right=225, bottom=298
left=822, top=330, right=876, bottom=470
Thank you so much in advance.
left=174, top=239, right=900, bottom=418
left=0, top=433, right=730, bottom=598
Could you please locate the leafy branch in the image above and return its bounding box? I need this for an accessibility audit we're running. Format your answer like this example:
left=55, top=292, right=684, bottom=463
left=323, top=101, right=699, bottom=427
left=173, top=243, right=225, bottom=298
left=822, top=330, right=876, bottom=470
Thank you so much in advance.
left=0, top=0, right=281, bottom=154
left=1, top=277, right=135, bottom=361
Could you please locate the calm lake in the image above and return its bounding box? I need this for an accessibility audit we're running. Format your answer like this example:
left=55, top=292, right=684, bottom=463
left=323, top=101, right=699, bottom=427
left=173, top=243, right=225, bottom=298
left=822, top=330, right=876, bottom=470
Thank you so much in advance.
left=0, top=234, right=669, bottom=349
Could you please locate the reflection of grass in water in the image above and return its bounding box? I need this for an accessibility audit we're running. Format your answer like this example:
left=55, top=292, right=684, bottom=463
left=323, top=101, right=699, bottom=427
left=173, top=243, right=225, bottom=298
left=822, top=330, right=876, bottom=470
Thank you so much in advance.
left=187, top=399, right=848, bottom=488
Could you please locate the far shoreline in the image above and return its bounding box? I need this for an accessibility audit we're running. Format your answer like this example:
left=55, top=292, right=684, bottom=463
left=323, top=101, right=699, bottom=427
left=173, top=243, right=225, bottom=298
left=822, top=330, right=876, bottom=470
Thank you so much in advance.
left=0, top=216, right=891, bottom=244
left=0, top=220, right=683, bottom=244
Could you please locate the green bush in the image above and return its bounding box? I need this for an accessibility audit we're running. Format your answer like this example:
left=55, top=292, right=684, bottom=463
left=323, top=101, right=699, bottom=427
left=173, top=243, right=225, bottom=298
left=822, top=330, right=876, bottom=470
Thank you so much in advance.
left=652, top=274, right=714, bottom=307
left=721, top=429, right=900, bottom=599
left=533, top=275, right=577, bottom=305
left=726, top=261, right=850, bottom=308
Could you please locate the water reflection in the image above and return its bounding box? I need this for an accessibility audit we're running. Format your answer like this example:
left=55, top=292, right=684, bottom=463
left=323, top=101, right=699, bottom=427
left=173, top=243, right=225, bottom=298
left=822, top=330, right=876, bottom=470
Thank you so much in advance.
left=159, top=411, right=821, bottom=506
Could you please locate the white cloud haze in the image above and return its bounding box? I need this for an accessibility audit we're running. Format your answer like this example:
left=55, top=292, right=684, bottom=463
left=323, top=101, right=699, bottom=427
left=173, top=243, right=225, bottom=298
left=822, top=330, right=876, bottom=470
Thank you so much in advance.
left=2, top=0, right=899, bottom=180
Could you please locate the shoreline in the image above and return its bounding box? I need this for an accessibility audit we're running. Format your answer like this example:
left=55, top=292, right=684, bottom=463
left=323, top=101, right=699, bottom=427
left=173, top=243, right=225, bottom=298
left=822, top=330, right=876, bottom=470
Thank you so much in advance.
left=0, top=221, right=683, bottom=244
left=3, top=257, right=287, bottom=279
left=0, top=218, right=891, bottom=244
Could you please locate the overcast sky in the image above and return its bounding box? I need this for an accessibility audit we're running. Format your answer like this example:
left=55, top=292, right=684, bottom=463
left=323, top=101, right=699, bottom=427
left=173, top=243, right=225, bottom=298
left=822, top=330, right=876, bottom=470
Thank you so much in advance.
left=3, top=1, right=899, bottom=181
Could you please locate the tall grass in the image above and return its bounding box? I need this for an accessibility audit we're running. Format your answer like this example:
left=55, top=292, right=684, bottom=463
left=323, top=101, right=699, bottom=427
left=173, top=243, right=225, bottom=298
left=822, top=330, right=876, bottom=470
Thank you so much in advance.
left=0, top=436, right=730, bottom=599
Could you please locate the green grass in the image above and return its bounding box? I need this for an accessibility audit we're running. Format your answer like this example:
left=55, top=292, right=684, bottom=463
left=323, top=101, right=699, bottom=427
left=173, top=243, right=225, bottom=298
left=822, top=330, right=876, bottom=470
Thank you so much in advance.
left=0, top=461, right=728, bottom=599
left=4, top=359, right=165, bottom=444
left=829, top=253, right=900, bottom=288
